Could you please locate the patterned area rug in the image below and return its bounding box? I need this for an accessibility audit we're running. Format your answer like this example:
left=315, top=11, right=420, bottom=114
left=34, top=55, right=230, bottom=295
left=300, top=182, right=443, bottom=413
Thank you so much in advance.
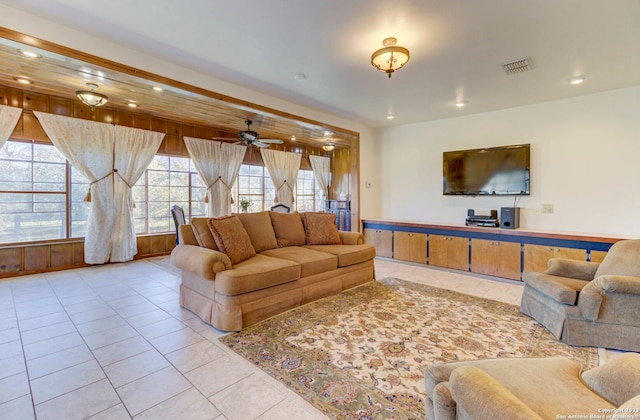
left=220, top=278, right=599, bottom=420
left=143, top=255, right=181, bottom=276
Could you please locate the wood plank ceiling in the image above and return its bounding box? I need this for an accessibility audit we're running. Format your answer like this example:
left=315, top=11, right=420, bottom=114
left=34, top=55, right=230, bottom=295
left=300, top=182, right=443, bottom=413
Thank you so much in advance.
left=0, top=28, right=356, bottom=150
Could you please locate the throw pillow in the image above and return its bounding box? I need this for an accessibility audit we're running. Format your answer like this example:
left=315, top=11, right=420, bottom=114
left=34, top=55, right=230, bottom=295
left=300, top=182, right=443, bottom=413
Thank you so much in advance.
left=235, top=211, right=278, bottom=253
left=302, top=212, right=342, bottom=245
left=269, top=211, right=306, bottom=247
left=207, top=216, right=256, bottom=265
left=190, top=217, right=218, bottom=251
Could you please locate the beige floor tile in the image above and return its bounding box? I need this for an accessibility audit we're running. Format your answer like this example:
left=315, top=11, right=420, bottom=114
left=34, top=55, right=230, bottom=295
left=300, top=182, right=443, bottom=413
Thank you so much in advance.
left=63, top=299, right=109, bottom=315
left=104, top=348, right=170, bottom=388
left=0, top=339, right=23, bottom=360
left=186, top=356, right=252, bottom=397
left=23, top=332, right=84, bottom=360
left=116, top=301, right=160, bottom=318
left=0, top=326, right=20, bottom=344
left=209, top=374, right=285, bottom=420
left=0, top=353, right=26, bottom=379
left=15, top=302, right=64, bottom=320
left=31, top=359, right=105, bottom=404
left=116, top=366, right=192, bottom=416
left=20, top=320, right=77, bottom=345
left=34, top=378, right=121, bottom=420
left=149, top=327, right=204, bottom=355
left=166, top=340, right=226, bottom=373
left=26, top=344, right=94, bottom=379
left=86, top=403, right=132, bottom=420
left=93, top=335, right=153, bottom=367
left=0, top=372, right=30, bottom=404
left=68, top=305, right=118, bottom=324
left=17, top=311, right=70, bottom=332
left=0, top=394, right=35, bottom=420
left=107, top=294, right=150, bottom=310
left=83, top=324, right=140, bottom=350
left=134, top=387, right=220, bottom=420
left=135, top=318, right=186, bottom=340
left=256, top=398, right=328, bottom=420
left=75, top=314, right=129, bottom=336
left=125, top=308, right=173, bottom=329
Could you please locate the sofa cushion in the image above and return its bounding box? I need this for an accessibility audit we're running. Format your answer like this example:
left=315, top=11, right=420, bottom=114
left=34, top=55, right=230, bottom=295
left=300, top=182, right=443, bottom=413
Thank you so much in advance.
left=261, top=246, right=338, bottom=278
left=301, top=212, right=342, bottom=245
left=191, top=217, right=218, bottom=251
left=581, top=353, right=640, bottom=407
left=214, top=254, right=300, bottom=296
left=236, top=211, right=278, bottom=253
left=304, top=244, right=376, bottom=267
left=269, top=211, right=306, bottom=247
left=522, top=272, right=589, bottom=305
left=207, top=216, right=256, bottom=265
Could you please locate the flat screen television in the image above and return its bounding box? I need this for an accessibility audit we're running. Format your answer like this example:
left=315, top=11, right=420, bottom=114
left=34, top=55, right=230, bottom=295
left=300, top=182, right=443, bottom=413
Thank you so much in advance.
left=443, top=144, right=530, bottom=196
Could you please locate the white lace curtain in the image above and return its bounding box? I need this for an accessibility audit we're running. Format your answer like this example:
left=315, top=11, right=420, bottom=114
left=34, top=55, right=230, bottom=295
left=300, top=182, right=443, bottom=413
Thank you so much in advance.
left=0, top=105, right=22, bottom=150
left=34, top=112, right=164, bottom=264
left=260, top=149, right=301, bottom=208
left=309, top=155, right=331, bottom=201
left=184, top=137, right=246, bottom=217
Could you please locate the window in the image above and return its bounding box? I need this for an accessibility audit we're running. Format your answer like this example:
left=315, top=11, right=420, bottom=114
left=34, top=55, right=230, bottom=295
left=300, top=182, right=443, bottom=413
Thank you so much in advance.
left=233, top=164, right=321, bottom=212
left=0, top=141, right=67, bottom=243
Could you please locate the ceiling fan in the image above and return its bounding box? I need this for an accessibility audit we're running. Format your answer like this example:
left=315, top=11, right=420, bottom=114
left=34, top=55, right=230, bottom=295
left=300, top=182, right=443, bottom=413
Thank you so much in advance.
left=214, top=120, right=284, bottom=148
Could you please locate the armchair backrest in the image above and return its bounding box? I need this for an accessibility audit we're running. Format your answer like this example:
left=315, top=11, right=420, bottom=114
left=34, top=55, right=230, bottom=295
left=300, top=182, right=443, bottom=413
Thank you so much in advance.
left=595, top=239, right=640, bottom=278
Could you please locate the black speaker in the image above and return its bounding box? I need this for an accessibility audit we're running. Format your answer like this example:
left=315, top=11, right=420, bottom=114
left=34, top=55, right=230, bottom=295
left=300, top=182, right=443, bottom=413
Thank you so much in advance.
left=500, top=207, right=520, bottom=229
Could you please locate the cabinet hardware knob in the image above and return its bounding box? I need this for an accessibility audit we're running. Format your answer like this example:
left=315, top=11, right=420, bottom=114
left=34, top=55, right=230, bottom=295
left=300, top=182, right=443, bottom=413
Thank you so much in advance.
left=548, top=247, right=552, bottom=251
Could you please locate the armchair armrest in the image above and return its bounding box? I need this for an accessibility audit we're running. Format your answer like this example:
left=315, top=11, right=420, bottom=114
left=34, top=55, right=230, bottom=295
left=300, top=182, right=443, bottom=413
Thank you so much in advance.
left=170, top=244, right=232, bottom=280
left=449, top=366, right=543, bottom=420
left=578, top=275, right=640, bottom=321
left=339, top=231, right=365, bottom=245
left=545, top=258, right=599, bottom=281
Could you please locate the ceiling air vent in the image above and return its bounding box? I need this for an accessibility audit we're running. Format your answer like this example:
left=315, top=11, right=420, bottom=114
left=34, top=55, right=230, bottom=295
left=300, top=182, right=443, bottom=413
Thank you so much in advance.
left=502, top=57, right=533, bottom=75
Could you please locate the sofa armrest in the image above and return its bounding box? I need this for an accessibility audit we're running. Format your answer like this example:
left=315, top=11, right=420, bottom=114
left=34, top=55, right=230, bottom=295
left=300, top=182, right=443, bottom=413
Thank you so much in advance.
left=578, top=275, right=640, bottom=321
left=339, top=231, right=364, bottom=245
left=449, top=366, right=543, bottom=420
left=170, top=244, right=232, bottom=280
left=545, top=258, right=599, bottom=281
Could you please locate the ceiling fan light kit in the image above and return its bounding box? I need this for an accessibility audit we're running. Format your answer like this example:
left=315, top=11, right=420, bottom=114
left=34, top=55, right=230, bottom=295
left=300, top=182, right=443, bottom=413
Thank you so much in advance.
left=371, top=37, right=410, bottom=78
left=322, top=143, right=336, bottom=152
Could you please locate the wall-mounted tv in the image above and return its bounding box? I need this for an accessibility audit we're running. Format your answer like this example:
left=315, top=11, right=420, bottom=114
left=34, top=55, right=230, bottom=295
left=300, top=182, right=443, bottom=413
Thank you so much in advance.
left=443, top=144, right=530, bottom=196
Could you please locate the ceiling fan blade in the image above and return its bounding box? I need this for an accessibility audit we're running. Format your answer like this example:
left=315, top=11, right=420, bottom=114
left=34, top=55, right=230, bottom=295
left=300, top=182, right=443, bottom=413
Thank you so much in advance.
left=253, top=141, right=271, bottom=148
left=258, top=139, right=284, bottom=144
left=212, top=137, right=240, bottom=141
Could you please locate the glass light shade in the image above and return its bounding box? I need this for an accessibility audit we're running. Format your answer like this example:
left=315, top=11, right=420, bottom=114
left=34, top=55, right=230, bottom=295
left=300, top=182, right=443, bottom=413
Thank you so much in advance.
left=76, top=90, right=108, bottom=108
left=371, top=38, right=410, bottom=78
left=322, top=143, right=336, bottom=151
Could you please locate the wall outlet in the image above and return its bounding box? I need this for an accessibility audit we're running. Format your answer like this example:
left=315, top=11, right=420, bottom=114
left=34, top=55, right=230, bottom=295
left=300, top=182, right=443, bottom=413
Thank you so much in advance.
left=542, top=203, right=554, bottom=214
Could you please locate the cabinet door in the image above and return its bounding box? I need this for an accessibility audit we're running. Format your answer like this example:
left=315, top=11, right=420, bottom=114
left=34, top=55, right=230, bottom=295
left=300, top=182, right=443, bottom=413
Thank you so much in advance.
left=364, top=228, right=393, bottom=258
left=393, top=231, right=427, bottom=263
left=471, top=239, right=521, bottom=280
left=429, top=235, right=469, bottom=271
left=590, top=250, right=608, bottom=264
left=523, top=244, right=587, bottom=273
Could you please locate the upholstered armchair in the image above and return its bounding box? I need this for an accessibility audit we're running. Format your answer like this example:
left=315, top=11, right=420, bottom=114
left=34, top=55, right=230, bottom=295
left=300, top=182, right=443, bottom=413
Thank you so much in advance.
left=424, top=353, right=640, bottom=420
left=520, top=239, right=640, bottom=351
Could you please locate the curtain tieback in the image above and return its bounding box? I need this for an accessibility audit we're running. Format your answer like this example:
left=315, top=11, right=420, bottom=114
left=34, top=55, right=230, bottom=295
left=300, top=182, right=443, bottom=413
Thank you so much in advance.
left=84, top=170, right=115, bottom=202
left=204, top=176, right=234, bottom=204
left=274, top=180, right=294, bottom=203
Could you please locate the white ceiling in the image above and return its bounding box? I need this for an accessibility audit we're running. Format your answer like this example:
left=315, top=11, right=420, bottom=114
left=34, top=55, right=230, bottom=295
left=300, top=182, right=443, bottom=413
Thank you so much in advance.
left=2, top=0, right=640, bottom=128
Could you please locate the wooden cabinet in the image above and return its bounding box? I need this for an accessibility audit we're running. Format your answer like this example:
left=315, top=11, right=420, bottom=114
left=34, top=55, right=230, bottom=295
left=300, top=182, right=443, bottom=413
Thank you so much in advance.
left=590, top=250, right=608, bottom=263
left=429, top=235, right=469, bottom=271
left=471, top=239, right=521, bottom=280
left=364, top=228, right=393, bottom=258
left=523, top=244, right=587, bottom=273
left=393, top=231, right=427, bottom=263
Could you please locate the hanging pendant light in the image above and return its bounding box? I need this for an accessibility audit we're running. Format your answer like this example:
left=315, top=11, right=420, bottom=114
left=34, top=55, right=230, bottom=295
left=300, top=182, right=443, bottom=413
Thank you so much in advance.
left=76, top=83, right=108, bottom=110
left=371, top=37, right=410, bottom=78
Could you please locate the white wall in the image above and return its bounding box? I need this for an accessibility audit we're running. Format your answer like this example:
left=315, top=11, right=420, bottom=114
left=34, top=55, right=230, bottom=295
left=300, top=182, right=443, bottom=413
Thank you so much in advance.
left=371, top=86, right=640, bottom=237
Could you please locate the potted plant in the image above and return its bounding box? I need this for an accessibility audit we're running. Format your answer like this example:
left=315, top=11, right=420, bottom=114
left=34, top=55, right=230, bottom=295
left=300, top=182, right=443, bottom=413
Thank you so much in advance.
left=239, top=197, right=251, bottom=213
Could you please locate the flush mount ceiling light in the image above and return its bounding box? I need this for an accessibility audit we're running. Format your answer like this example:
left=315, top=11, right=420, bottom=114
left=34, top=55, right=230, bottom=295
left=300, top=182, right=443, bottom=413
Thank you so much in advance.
left=322, top=142, right=336, bottom=152
left=570, top=76, right=586, bottom=85
left=76, top=83, right=108, bottom=110
left=371, top=37, right=410, bottom=78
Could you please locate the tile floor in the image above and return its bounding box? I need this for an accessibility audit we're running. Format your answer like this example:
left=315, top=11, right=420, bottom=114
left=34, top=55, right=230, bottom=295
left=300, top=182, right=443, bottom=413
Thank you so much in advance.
left=0, top=257, right=620, bottom=419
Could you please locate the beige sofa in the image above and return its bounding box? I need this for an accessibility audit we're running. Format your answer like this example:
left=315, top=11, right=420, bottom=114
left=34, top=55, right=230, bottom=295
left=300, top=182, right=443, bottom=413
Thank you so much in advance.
left=170, top=211, right=376, bottom=331
left=424, top=353, right=640, bottom=420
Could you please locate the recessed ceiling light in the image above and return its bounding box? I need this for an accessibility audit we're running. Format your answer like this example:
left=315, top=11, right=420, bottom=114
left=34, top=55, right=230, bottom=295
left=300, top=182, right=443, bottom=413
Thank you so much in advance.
left=290, top=136, right=296, bottom=141
left=387, top=114, right=395, bottom=120
left=127, top=102, right=138, bottom=108
left=15, top=77, right=32, bottom=85
left=293, top=73, right=307, bottom=81
left=152, top=86, right=163, bottom=91
left=18, top=49, right=41, bottom=58
left=456, top=100, right=469, bottom=108
left=570, top=76, right=585, bottom=85
left=324, top=131, right=333, bottom=137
